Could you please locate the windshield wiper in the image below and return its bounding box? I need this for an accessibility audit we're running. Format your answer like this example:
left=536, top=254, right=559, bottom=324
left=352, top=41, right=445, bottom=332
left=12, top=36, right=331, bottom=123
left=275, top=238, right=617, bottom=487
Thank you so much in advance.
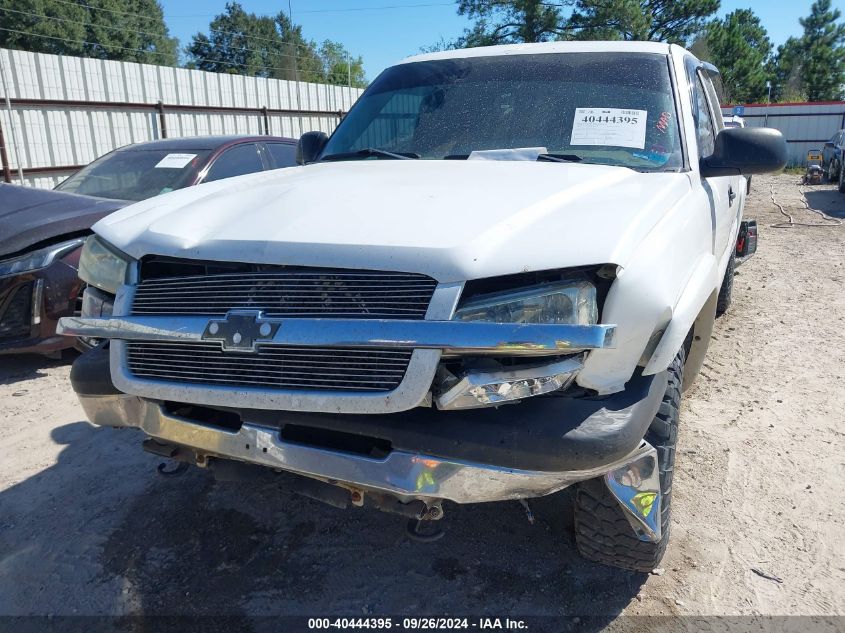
left=536, top=153, right=583, bottom=163
left=320, top=148, right=419, bottom=161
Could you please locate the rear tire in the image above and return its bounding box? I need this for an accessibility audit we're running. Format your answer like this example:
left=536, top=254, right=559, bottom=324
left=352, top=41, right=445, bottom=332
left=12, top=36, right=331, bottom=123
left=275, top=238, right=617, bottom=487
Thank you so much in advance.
left=573, top=348, right=683, bottom=572
left=838, top=161, right=845, bottom=193
left=716, top=252, right=735, bottom=317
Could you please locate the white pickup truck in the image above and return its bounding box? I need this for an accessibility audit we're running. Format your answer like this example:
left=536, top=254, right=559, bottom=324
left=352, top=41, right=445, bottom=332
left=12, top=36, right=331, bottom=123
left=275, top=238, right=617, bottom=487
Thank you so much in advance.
left=60, top=41, right=785, bottom=571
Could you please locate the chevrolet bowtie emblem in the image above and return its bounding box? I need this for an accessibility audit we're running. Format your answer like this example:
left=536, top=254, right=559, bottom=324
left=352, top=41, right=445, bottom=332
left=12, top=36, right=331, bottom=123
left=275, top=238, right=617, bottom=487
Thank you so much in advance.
left=201, top=310, right=280, bottom=352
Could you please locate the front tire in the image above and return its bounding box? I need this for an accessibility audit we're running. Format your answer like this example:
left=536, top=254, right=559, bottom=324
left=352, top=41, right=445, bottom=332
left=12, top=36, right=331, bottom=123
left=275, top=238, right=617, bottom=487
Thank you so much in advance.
left=828, top=159, right=839, bottom=182
left=716, top=252, right=735, bottom=317
left=573, top=348, right=683, bottom=572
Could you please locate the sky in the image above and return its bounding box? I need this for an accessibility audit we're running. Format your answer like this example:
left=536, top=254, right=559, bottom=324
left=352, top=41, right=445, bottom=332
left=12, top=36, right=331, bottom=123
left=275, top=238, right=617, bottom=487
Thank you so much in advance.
left=158, top=0, right=845, bottom=81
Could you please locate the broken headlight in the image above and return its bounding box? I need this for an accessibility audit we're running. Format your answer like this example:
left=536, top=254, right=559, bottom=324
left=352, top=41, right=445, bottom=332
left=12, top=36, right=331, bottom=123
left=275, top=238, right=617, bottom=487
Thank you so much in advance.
left=78, top=235, right=132, bottom=295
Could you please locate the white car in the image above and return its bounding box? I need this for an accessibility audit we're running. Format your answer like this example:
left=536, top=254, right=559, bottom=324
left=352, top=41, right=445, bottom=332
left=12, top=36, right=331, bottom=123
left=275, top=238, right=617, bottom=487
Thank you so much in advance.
left=60, top=41, right=785, bottom=571
left=723, top=114, right=746, bottom=128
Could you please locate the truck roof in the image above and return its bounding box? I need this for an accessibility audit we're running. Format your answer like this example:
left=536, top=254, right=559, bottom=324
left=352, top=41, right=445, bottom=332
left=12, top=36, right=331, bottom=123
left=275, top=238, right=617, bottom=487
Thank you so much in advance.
left=402, top=40, right=677, bottom=66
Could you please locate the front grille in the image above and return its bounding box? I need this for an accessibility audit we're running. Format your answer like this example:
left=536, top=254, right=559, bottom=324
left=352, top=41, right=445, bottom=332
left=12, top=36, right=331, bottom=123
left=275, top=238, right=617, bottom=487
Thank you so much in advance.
left=126, top=341, right=413, bottom=392
left=132, top=269, right=437, bottom=319
left=127, top=264, right=436, bottom=393
left=0, top=282, right=33, bottom=342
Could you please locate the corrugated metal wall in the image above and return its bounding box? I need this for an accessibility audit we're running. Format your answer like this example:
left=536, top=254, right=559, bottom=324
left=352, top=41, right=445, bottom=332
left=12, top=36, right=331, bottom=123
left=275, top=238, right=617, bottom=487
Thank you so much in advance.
left=721, top=102, right=845, bottom=166
left=0, top=48, right=365, bottom=188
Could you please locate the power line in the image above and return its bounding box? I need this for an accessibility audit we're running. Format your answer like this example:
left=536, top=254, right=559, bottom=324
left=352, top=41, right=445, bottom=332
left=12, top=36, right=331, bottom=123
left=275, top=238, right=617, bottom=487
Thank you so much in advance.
left=0, top=6, right=320, bottom=67
left=44, top=0, right=350, bottom=55
left=294, top=2, right=457, bottom=13
left=0, top=26, right=329, bottom=82
left=166, top=2, right=458, bottom=18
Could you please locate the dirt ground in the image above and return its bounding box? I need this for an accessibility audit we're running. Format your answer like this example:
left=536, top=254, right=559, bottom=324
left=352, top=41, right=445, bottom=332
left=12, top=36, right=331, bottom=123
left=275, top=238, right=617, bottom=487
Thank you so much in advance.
left=0, top=173, right=843, bottom=626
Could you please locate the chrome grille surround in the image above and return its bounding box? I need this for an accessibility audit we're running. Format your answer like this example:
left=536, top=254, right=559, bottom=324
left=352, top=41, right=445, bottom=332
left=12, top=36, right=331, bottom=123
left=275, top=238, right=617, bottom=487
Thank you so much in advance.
left=131, top=269, right=438, bottom=319
left=126, top=267, right=438, bottom=395
left=109, top=278, right=464, bottom=414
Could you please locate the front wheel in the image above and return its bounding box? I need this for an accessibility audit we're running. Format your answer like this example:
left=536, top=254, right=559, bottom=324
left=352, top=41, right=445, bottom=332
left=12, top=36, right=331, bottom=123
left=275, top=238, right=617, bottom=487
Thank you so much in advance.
left=716, top=252, right=736, bottom=317
left=573, top=348, right=683, bottom=572
left=828, top=159, right=839, bottom=182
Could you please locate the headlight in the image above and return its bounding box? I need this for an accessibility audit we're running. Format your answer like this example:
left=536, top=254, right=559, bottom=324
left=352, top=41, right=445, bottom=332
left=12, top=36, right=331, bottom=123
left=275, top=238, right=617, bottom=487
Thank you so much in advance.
left=78, top=235, right=132, bottom=294
left=0, top=238, right=85, bottom=278
left=453, top=280, right=598, bottom=325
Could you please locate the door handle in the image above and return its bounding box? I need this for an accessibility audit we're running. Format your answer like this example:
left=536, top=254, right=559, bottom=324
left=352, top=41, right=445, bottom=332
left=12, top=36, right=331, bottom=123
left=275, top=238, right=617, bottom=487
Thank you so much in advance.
left=728, top=186, right=736, bottom=206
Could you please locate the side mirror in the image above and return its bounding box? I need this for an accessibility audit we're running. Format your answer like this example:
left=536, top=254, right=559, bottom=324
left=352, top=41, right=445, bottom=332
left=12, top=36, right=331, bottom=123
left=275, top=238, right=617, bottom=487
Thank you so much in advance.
left=825, top=141, right=835, bottom=148
left=296, top=131, right=329, bottom=165
left=700, top=127, right=787, bottom=178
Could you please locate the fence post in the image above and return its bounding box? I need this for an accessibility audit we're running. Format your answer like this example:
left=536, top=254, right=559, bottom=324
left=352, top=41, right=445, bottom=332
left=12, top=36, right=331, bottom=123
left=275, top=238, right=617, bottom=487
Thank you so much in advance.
left=155, top=101, right=167, bottom=139
left=0, top=117, right=11, bottom=183
left=261, top=106, right=269, bottom=135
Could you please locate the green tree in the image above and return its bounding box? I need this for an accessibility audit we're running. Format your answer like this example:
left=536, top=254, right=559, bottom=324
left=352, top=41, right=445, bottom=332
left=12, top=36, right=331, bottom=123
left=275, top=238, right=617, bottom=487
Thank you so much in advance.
left=768, top=1, right=845, bottom=102
left=186, top=3, right=364, bottom=86
left=455, top=0, right=568, bottom=46
left=186, top=3, right=312, bottom=78
left=770, top=37, right=807, bottom=102
left=319, top=41, right=366, bottom=89
left=0, top=0, right=177, bottom=65
left=799, top=0, right=845, bottom=101
left=569, top=0, right=720, bottom=44
left=702, top=9, right=772, bottom=103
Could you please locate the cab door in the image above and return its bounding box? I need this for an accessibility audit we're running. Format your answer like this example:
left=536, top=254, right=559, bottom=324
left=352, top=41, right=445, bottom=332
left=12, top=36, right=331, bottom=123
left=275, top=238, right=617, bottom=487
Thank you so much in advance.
left=689, top=66, right=737, bottom=265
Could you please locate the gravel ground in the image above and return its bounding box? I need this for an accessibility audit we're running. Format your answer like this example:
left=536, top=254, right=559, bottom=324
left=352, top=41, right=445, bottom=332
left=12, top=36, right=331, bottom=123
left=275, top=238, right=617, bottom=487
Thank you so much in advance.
left=0, top=173, right=843, bottom=626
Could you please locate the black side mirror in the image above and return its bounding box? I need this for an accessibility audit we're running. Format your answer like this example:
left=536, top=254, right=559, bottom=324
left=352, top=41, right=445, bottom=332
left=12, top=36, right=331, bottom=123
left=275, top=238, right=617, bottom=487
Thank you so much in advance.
left=296, top=131, right=329, bottom=165
left=825, top=141, right=835, bottom=148
left=700, top=127, right=787, bottom=178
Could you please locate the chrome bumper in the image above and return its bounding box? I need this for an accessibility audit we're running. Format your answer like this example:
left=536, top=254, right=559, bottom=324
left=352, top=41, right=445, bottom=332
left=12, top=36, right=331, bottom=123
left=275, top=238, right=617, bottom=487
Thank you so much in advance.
left=79, top=393, right=651, bottom=505
left=57, top=314, right=616, bottom=354
left=58, top=312, right=616, bottom=414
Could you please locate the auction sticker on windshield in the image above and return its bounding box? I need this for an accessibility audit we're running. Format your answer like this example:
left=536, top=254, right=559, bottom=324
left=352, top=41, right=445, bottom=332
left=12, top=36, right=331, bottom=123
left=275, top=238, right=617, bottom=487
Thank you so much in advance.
left=570, top=108, right=647, bottom=149
left=154, top=153, right=197, bottom=169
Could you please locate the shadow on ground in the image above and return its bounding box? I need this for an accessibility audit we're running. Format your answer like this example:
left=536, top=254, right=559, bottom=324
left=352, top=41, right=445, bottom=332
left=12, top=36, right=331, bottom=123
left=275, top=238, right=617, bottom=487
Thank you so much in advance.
left=0, top=421, right=647, bottom=629
left=0, top=352, right=74, bottom=386
left=804, top=189, right=845, bottom=219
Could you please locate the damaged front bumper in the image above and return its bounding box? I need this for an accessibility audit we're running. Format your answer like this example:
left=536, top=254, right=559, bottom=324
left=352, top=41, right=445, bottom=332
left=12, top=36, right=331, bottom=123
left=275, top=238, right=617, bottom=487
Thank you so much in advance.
left=80, top=391, right=659, bottom=507
left=70, top=345, right=665, bottom=509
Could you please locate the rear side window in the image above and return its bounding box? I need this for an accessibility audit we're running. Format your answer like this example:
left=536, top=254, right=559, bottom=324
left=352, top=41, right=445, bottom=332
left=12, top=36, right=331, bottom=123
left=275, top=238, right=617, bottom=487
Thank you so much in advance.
left=204, top=144, right=264, bottom=182
left=266, top=143, right=297, bottom=168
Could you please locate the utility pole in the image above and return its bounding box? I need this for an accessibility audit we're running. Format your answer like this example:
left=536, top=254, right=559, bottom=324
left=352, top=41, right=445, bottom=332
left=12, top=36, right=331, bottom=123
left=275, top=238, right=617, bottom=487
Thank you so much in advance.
left=289, top=0, right=303, bottom=135
left=0, top=51, right=25, bottom=185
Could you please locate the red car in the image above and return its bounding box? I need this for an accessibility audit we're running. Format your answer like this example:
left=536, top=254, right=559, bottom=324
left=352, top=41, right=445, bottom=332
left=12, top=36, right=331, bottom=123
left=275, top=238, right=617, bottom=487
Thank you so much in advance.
left=0, top=135, right=298, bottom=357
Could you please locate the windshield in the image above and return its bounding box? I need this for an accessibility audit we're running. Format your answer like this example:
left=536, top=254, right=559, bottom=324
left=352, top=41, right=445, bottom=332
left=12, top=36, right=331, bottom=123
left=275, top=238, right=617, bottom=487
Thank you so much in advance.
left=322, top=52, right=682, bottom=171
left=56, top=149, right=211, bottom=201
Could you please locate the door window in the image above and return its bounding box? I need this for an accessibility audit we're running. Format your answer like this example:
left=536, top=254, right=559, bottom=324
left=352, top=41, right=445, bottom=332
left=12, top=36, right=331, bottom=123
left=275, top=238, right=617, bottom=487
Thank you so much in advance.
left=265, top=142, right=298, bottom=168
left=204, top=144, right=264, bottom=182
left=694, top=76, right=716, bottom=158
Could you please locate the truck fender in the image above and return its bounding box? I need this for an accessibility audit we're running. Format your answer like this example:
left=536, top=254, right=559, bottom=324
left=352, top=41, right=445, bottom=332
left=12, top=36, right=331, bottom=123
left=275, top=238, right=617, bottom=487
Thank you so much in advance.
left=642, top=253, right=718, bottom=389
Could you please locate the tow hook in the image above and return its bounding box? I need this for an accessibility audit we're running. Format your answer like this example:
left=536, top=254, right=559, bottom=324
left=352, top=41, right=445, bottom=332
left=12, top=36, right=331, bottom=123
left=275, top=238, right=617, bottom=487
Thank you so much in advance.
left=143, top=438, right=190, bottom=476
left=404, top=504, right=445, bottom=542
left=157, top=461, right=189, bottom=476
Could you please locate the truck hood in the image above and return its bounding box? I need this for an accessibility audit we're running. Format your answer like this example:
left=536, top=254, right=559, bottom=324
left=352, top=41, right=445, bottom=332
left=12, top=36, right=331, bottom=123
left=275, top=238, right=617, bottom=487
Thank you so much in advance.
left=0, top=184, right=129, bottom=258
left=95, top=160, right=692, bottom=283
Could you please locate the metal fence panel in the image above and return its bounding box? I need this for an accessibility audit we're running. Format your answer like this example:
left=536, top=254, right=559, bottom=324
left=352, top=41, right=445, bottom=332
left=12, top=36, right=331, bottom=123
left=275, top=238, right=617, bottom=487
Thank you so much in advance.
left=0, top=47, right=364, bottom=187
left=722, top=102, right=845, bottom=166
